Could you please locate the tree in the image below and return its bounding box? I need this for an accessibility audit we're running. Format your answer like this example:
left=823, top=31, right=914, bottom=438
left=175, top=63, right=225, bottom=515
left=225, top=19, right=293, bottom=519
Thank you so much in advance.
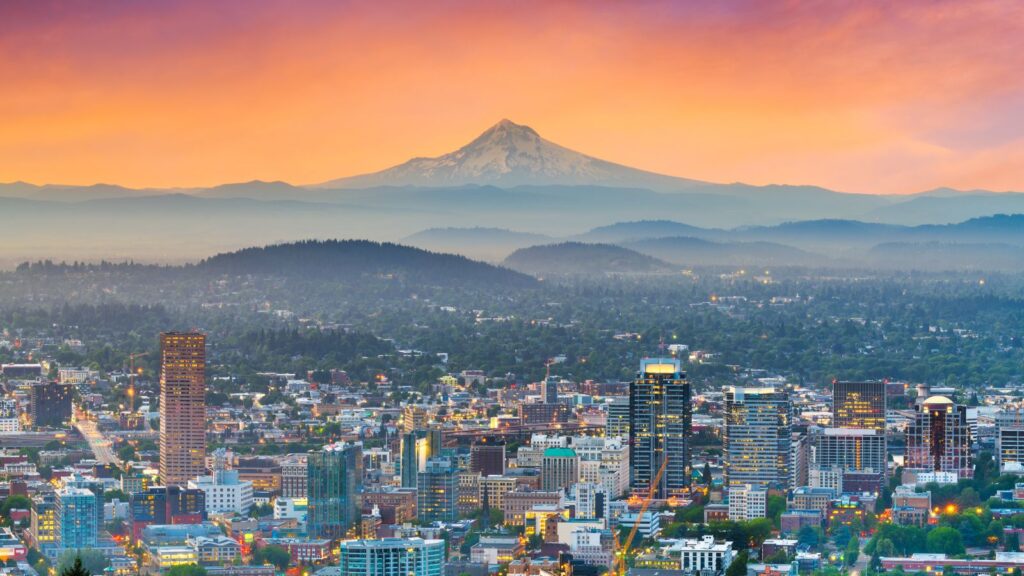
left=703, top=462, right=713, bottom=485
left=57, top=550, right=109, bottom=576
left=958, top=487, right=981, bottom=509
left=0, top=495, right=30, bottom=519
left=767, top=495, right=787, bottom=528
left=926, top=526, right=965, bottom=556
left=165, top=565, right=208, bottom=576
left=797, top=525, right=821, bottom=548
left=844, top=535, right=860, bottom=566
left=725, top=550, right=748, bottom=576
left=59, top=556, right=90, bottom=576
left=252, top=545, right=291, bottom=570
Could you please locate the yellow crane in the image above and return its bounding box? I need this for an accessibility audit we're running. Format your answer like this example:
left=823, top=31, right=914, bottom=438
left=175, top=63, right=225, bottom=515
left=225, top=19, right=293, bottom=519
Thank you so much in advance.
left=125, top=351, right=149, bottom=413
left=614, top=455, right=669, bottom=576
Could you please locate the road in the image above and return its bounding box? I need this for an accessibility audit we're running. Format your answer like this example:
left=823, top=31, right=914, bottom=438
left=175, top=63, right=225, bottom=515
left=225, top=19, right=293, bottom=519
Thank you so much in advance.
left=74, top=418, right=122, bottom=467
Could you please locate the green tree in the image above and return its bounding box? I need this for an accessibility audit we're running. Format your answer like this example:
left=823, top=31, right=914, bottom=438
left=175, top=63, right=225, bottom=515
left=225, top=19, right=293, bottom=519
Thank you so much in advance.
left=926, top=526, right=965, bottom=556
left=58, top=556, right=90, bottom=576
left=0, top=495, right=30, bottom=518
left=725, top=550, right=748, bottom=576
left=57, top=550, right=109, bottom=576
left=767, top=495, right=786, bottom=528
left=252, top=545, right=291, bottom=570
left=165, top=565, right=208, bottom=576
left=844, top=536, right=860, bottom=566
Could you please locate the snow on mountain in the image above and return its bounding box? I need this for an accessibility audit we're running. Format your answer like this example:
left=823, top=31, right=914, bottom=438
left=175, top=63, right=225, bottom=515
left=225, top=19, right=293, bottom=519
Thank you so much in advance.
left=316, top=119, right=705, bottom=190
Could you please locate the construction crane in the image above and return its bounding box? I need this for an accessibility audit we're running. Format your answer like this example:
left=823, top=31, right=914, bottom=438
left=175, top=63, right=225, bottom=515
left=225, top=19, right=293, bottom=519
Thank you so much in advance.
left=125, top=352, right=149, bottom=413
left=614, top=455, right=670, bottom=576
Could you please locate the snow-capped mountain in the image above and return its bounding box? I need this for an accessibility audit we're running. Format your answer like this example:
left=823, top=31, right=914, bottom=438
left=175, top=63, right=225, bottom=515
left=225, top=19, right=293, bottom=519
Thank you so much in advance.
left=316, top=119, right=704, bottom=190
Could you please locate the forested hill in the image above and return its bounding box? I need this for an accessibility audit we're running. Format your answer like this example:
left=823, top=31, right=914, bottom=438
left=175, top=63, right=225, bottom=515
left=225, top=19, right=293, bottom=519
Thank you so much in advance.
left=197, top=239, right=538, bottom=288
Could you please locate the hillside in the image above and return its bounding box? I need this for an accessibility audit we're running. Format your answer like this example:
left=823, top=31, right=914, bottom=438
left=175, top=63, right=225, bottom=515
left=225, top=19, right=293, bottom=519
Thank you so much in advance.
left=503, top=242, right=672, bottom=276
left=198, top=240, right=537, bottom=288
left=402, top=227, right=554, bottom=262
left=627, top=236, right=824, bottom=267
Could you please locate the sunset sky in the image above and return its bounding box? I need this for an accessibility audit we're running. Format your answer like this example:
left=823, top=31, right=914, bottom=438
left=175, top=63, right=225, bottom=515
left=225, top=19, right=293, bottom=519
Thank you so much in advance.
left=2, top=0, right=1023, bottom=194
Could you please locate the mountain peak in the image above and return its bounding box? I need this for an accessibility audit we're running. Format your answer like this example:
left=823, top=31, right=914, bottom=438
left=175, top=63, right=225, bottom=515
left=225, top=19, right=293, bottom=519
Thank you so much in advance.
left=317, top=120, right=703, bottom=190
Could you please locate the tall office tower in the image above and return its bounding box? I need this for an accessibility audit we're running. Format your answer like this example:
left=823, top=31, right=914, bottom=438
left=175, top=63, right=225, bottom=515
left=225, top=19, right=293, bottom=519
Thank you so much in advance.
left=812, top=428, right=887, bottom=492
left=573, top=482, right=609, bottom=522
left=29, top=382, right=73, bottom=428
left=723, top=387, right=792, bottom=491
left=791, top=432, right=809, bottom=490
left=629, top=358, right=691, bottom=498
left=833, top=381, right=886, bottom=432
left=997, top=410, right=1024, bottom=474
left=63, top=474, right=106, bottom=533
left=308, top=442, right=364, bottom=539
left=605, top=397, right=630, bottom=439
left=280, top=453, right=308, bottom=497
left=544, top=376, right=559, bottom=404
left=906, top=395, right=973, bottom=478
left=400, top=429, right=443, bottom=488
left=470, top=442, right=506, bottom=477
left=541, top=447, right=579, bottom=492
left=416, top=457, right=457, bottom=524
left=56, top=486, right=99, bottom=548
left=159, top=331, right=207, bottom=486
left=402, top=405, right=430, bottom=434
left=338, top=538, right=445, bottom=576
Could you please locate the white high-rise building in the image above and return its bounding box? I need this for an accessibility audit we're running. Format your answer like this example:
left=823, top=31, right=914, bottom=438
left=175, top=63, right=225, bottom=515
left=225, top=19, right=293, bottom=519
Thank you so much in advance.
left=727, top=484, right=766, bottom=521
left=188, top=451, right=253, bottom=515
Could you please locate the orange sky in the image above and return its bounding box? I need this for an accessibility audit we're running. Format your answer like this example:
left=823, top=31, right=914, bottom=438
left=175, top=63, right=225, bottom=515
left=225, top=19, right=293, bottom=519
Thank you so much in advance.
left=1, top=0, right=1023, bottom=194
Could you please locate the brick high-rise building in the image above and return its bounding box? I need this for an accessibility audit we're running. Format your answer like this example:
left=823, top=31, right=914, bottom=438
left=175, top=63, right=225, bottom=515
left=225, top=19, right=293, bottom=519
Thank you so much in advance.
left=159, top=332, right=207, bottom=486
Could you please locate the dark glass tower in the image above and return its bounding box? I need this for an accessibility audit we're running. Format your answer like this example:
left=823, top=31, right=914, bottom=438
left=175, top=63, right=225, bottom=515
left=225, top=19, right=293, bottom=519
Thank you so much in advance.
left=833, top=381, right=886, bottom=432
left=629, top=358, right=691, bottom=498
left=307, top=442, right=363, bottom=539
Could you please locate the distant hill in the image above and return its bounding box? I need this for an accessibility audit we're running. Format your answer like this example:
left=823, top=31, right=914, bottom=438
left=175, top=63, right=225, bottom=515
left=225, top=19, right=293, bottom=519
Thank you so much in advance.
left=867, top=242, right=1024, bottom=271
left=576, top=220, right=711, bottom=243
left=627, top=236, right=824, bottom=267
left=198, top=240, right=537, bottom=287
left=503, top=242, right=672, bottom=275
left=403, top=227, right=554, bottom=262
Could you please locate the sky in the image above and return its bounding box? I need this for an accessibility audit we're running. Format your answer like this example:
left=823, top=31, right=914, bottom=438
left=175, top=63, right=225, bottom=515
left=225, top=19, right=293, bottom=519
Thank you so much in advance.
left=1, top=0, right=1023, bottom=194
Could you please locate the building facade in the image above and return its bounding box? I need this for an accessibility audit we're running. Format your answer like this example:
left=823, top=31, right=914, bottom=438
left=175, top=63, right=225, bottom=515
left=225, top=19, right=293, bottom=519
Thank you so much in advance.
left=338, top=538, right=445, bottom=576
left=307, top=442, right=363, bottom=539
left=629, top=358, right=691, bottom=498
left=159, top=332, right=207, bottom=486
left=905, top=396, right=972, bottom=478
left=832, top=381, right=886, bottom=432
left=724, top=387, right=792, bottom=491
left=416, top=457, right=457, bottom=524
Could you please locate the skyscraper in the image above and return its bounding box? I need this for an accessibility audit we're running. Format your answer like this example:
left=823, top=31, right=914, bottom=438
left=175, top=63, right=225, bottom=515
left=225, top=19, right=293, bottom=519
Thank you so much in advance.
left=996, top=410, right=1024, bottom=474
left=811, top=428, right=887, bottom=492
left=56, top=487, right=98, bottom=549
left=906, top=395, right=972, bottom=478
left=629, top=358, right=691, bottom=498
left=833, top=381, right=886, bottom=432
left=159, top=331, right=207, bottom=486
left=470, top=441, right=506, bottom=477
left=399, top=429, right=442, bottom=488
left=723, top=386, right=792, bottom=491
left=416, top=457, right=457, bottom=524
left=308, top=442, right=364, bottom=539
left=30, top=382, right=73, bottom=428
left=541, top=447, right=579, bottom=492
left=544, top=376, right=559, bottom=404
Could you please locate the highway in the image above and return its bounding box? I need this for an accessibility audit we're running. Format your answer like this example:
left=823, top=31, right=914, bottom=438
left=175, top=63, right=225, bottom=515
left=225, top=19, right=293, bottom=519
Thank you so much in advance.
left=74, top=417, right=122, bottom=467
